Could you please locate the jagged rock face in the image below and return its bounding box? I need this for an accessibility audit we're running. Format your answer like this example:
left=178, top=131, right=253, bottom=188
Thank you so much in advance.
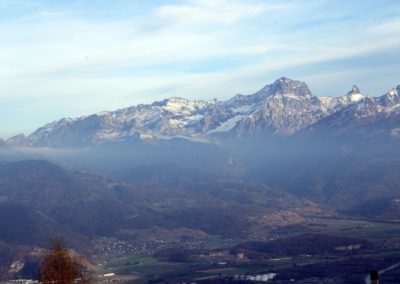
left=378, top=86, right=400, bottom=108
left=235, top=85, right=324, bottom=135
left=263, top=77, right=312, bottom=97
left=6, top=78, right=400, bottom=148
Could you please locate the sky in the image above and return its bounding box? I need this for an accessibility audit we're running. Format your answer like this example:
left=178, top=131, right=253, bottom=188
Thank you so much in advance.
left=1, top=0, right=400, bottom=138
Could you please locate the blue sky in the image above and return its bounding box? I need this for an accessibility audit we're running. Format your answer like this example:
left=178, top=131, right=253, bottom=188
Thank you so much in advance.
left=1, top=0, right=400, bottom=138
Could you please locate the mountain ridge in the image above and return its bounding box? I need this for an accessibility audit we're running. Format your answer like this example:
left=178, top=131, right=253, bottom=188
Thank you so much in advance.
left=6, top=78, right=400, bottom=148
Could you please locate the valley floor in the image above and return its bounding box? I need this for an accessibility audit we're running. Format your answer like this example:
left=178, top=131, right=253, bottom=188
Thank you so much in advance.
left=91, top=217, right=400, bottom=284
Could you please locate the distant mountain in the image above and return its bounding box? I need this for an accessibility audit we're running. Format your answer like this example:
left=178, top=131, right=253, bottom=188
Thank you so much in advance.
left=8, top=77, right=399, bottom=148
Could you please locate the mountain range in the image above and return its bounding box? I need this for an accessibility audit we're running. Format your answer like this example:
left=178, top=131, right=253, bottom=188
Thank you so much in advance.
left=6, top=77, right=400, bottom=148
left=3, top=77, right=400, bottom=212
left=3, top=77, right=400, bottom=211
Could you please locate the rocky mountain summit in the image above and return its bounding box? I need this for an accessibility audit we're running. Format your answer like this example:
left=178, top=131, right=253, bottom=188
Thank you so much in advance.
left=7, top=78, right=400, bottom=147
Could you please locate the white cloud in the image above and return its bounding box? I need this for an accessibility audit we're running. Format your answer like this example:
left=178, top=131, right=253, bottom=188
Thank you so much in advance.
left=156, top=0, right=273, bottom=25
left=368, top=19, right=400, bottom=35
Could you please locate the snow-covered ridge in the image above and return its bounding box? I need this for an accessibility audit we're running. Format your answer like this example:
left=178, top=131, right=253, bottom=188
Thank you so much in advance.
left=7, top=78, right=400, bottom=147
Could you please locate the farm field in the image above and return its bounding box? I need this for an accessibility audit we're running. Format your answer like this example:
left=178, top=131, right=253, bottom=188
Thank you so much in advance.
left=94, top=217, right=400, bottom=283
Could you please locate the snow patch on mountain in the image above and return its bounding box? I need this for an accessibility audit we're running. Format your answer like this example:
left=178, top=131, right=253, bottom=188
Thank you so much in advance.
left=207, top=115, right=248, bottom=134
left=349, top=93, right=364, bottom=102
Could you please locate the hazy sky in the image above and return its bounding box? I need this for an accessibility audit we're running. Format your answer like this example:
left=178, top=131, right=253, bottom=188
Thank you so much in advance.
left=1, top=0, right=400, bottom=138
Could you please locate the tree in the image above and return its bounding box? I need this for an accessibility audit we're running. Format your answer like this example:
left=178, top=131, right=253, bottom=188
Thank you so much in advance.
left=39, top=239, right=92, bottom=284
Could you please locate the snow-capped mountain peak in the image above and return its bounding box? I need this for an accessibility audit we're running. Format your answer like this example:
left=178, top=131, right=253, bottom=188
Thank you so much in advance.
left=255, top=77, right=312, bottom=99
left=346, top=85, right=364, bottom=102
